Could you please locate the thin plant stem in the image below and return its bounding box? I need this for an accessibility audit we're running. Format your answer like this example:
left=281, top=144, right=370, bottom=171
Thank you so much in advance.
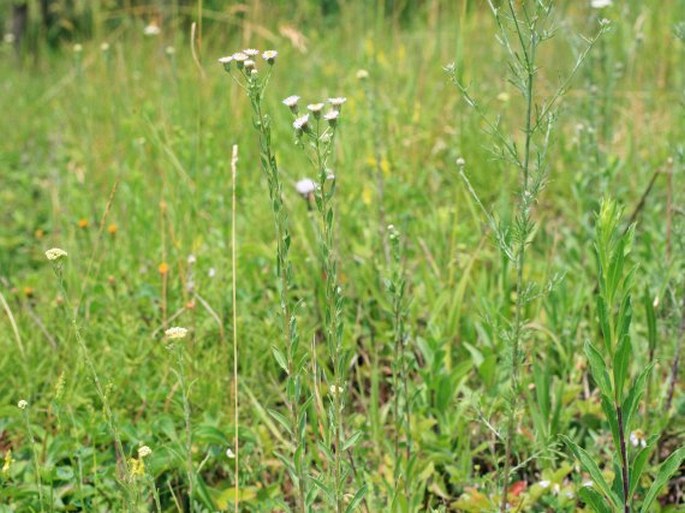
left=21, top=407, right=44, bottom=513
left=231, top=143, right=240, bottom=512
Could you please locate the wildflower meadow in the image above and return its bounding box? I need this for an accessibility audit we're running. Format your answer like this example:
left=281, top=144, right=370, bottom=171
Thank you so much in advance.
left=1, top=1, right=684, bottom=512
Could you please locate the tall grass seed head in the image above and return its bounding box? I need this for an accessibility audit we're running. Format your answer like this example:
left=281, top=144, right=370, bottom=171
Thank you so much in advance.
left=262, top=50, right=278, bottom=65
left=283, top=95, right=300, bottom=114
left=45, top=247, right=68, bottom=261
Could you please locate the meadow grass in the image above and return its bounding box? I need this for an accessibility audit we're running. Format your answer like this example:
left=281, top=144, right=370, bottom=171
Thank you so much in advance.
left=0, top=1, right=684, bottom=512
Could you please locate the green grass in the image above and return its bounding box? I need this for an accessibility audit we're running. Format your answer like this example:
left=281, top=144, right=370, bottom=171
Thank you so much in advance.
left=1, top=1, right=684, bottom=512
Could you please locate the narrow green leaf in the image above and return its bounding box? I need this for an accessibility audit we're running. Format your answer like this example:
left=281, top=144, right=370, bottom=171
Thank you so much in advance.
left=267, top=408, right=293, bottom=437
left=345, top=484, right=368, bottom=513
left=629, top=434, right=658, bottom=497
left=621, top=363, right=653, bottom=434
left=643, top=290, right=657, bottom=354
left=562, top=435, right=620, bottom=508
left=600, top=393, right=620, bottom=450
left=596, top=295, right=612, bottom=353
left=271, top=346, right=289, bottom=374
left=579, top=486, right=612, bottom=513
left=640, top=447, right=685, bottom=513
left=612, top=329, right=631, bottom=402
left=342, top=430, right=362, bottom=452
left=584, top=340, right=612, bottom=397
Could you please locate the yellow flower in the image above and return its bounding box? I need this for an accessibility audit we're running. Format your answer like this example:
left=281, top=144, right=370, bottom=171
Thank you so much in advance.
left=107, top=223, right=118, bottom=236
left=2, top=450, right=13, bottom=475
left=78, top=218, right=89, bottom=229
left=158, top=262, right=169, bottom=275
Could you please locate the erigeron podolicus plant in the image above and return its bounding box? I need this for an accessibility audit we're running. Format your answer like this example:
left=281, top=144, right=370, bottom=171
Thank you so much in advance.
left=220, top=49, right=311, bottom=512
left=284, top=93, right=367, bottom=512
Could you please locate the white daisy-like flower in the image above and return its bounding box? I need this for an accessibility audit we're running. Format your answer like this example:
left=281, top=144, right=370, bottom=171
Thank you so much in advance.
left=283, top=95, right=300, bottom=112
left=232, top=52, right=248, bottom=67
left=165, top=327, right=188, bottom=340
left=143, top=24, right=161, bottom=36
left=295, top=178, right=316, bottom=198
left=356, top=69, right=369, bottom=80
left=539, top=480, right=551, bottom=489
left=45, top=248, right=68, bottom=261
left=262, top=50, right=278, bottom=64
left=324, top=110, right=340, bottom=126
left=307, top=103, right=325, bottom=118
left=218, top=55, right=233, bottom=64
left=17, top=400, right=28, bottom=410
left=293, top=113, right=310, bottom=132
left=244, top=59, right=255, bottom=70
left=243, top=48, right=259, bottom=56
left=329, top=97, right=347, bottom=107
left=456, top=157, right=466, bottom=167
left=591, top=0, right=612, bottom=8
left=138, top=445, right=152, bottom=458
left=226, top=447, right=235, bottom=459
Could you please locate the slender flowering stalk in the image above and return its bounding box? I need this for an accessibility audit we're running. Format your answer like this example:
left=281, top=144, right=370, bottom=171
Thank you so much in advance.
left=19, top=401, right=44, bottom=512
left=447, top=2, right=607, bottom=510
left=164, top=327, right=195, bottom=505
left=219, top=50, right=309, bottom=512
left=46, top=249, right=134, bottom=505
left=287, top=95, right=365, bottom=512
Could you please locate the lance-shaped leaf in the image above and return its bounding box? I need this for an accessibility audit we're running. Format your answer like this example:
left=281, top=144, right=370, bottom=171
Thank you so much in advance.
left=562, top=435, right=621, bottom=508
left=640, top=447, right=685, bottom=513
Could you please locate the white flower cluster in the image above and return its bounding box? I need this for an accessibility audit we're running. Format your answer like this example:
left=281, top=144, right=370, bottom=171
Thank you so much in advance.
left=165, top=326, right=188, bottom=340
left=218, top=49, right=278, bottom=73
left=45, top=248, right=68, bottom=261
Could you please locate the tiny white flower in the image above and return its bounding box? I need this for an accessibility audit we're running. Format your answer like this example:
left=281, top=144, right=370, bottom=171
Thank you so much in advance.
left=356, top=69, right=369, bottom=80
left=323, top=110, right=340, bottom=126
left=283, top=95, right=300, bottom=111
left=165, top=327, right=188, bottom=340
left=218, top=55, right=233, bottom=64
left=244, top=59, right=256, bottom=70
left=208, top=267, right=216, bottom=278
left=262, top=50, right=278, bottom=64
left=565, top=491, right=575, bottom=499
left=138, top=445, right=152, bottom=458
left=143, top=24, right=161, bottom=36
left=582, top=480, right=593, bottom=488
left=307, top=103, right=325, bottom=114
left=293, top=113, right=310, bottom=132
left=243, top=48, right=259, bottom=56
left=232, top=52, right=248, bottom=68
left=630, top=430, right=647, bottom=448
left=187, top=254, right=197, bottom=265
left=4, top=33, right=15, bottom=44
left=539, top=480, right=551, bottom=489
left=329, top=97, right=347, bottom=107
left=17, top=400, right=28, bottom=410
left=552, top=483, right=560, bottom=495
left=165, top=46, right=175, bottom=56
left=456, top=157, right=466, bottom=167
left=295, top=178, right=316, bottom=198
left=591, top=0, right=612, bottom=8
left=100, top=42, right=110, bottom=52
left=226, top=447, right=235, bottom=459
left=45, top=248, right=68, bottom=261
left=73, top=44, right=83, bottom=53
left=328, top=384, right=344, bottom=396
